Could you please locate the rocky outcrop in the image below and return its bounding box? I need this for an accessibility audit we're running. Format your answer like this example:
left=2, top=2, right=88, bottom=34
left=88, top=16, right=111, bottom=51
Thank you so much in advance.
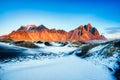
left=3, top=24, right=106, bottom=42
left=68, top=24, right=105, bottom=41
left=0, top=36, right=3, bottom=39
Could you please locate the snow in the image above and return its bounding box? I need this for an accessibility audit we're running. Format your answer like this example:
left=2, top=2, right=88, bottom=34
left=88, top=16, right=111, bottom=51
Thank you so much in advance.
left=35, top=42, right=64, bottom=47
left=0, top=42, right=27, bottom=49
left=86, top=40, right=109, bottom=44
left=0, top=42, right=118, bottom=80
left=86, top=44, right=119, bottom=71
left=86, top=53, right=119, bottom=71
left=34, top=43, right=77, bottom=54
left=0, top=42, right=16, bottom=48
left=34, top=43, right=46, bottom=47
left=0, top=56, right=115, bottom=80
left=88, top=44, right=108, bottom=53
left=51, top=42, right=63, bottom=46
left=0, top=42, right=77, bottom=55
left=40, top=46, right=77, bottom=54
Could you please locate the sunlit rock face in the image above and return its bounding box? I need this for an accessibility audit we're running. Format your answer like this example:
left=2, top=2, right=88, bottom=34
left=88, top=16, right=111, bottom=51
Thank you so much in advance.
left=3, top=24, right=106, bottom=42
left=0, top=36, right=3, bottom=39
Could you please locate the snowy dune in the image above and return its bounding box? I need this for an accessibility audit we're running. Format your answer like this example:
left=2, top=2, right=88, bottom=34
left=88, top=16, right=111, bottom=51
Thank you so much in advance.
left=0, top=40, right=119, bottom=80
left=0, top=56, right=115, bottom=80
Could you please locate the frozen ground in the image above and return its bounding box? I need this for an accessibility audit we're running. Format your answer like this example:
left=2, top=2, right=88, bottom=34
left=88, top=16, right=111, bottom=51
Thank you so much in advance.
left=0, top=56, right=115, bottom=80
left=0, top=41, right=118, bottom=80
left=35, top=43, right=77, bottom=54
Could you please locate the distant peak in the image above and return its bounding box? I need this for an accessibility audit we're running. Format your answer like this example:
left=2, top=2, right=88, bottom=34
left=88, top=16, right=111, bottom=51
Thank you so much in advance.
left=17, top=24, right=49, bottom=31
left=24, top=24, right=37, bottom=28
left=18, top=24, right=37, bottom=30
left=37, top=25, right=48, bottom=30
left=38, top=24, right=46, bottom=28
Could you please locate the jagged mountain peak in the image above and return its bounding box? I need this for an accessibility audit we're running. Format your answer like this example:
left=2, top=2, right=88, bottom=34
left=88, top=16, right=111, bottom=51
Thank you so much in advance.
left=76, top=23, right=92, bottom=31
left=84, top=23, right=92, bottom=31
left=18, top=24, right=37, bottom=31
left=75, top=24, right=100, bottom=36
left=36, top=25, right=48, bottom=30
left=3, top=23, right=106, bottom=42
left=18, top=24, right=49, bottom=31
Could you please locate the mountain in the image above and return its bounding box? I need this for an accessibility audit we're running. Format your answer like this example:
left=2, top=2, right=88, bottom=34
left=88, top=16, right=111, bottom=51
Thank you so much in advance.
left=3, top=23, right=106, bottom=42
left=0, top=35, right=4, bottom=39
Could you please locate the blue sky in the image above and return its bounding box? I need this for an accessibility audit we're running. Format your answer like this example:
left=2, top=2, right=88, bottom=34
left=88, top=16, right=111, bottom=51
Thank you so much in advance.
left=0, top=0, right=120, bottom=38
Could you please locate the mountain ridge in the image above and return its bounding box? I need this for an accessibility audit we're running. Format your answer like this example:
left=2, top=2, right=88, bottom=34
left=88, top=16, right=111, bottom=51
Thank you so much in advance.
left=3, top=23, right=106, bottom=42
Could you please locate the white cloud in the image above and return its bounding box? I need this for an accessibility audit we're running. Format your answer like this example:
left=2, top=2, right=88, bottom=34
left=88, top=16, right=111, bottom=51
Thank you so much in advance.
left=105, top=32, right=120, bottom=39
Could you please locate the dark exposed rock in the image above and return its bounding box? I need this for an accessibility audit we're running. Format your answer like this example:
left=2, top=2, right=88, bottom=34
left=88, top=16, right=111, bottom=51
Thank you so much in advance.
left=36, top=41, right=43, bottom=44
left=13, top=41, right=39, bottom=48
left=114, top=61, right=120, bottom=80
left=36, top=25, right=48, bottom=31
left=44, top=42, right=52, bottom=46
left=114, top=40, right=120, bottom=48
left=114, top=68, right=120, bottom=80
left=0, top=44, right=25, bottom=60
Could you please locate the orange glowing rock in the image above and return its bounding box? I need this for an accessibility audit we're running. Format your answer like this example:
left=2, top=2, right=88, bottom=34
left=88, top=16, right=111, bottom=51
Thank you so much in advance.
left=3, top=24, right=106, bottom=42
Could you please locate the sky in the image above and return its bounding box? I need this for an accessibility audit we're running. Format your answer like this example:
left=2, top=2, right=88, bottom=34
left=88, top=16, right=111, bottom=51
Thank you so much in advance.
left=0, top=0, right=120, bottom=39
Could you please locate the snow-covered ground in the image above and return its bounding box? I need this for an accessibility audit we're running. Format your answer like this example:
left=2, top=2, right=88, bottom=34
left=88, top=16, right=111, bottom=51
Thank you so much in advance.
left=86, top=44, right=119, bottom=71
left=0, top=42, right=77, bottom=56
left=0, top=41, right=119, bottom=80
left=40, top=46, right=77, bottom=54
left=34, top=43, right=77, bottom=54
left=0, top=56, right=115, bottom=80
left=86, top=40, right=110, bottom=44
